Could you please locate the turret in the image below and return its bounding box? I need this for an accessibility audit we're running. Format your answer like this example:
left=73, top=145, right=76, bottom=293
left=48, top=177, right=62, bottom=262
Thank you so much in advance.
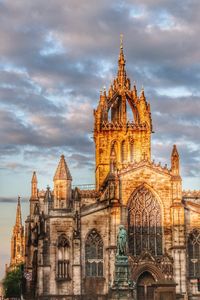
left=53, top=155, right=72, bottom=209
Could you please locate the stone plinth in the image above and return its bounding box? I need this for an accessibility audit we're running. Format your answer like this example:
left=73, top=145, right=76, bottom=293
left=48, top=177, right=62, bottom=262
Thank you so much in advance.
left=109, top=255, right=135, bottom=300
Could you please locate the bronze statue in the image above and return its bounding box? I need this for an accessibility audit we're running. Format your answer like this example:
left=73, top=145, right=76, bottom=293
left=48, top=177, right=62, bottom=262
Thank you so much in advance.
left=117, top=225, right=127, bottom=256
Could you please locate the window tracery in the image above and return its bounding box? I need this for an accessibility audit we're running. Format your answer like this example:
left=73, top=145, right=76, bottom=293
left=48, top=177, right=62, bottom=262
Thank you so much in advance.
left=85, top=229, right=103, bottom=277
left=128, top=186, right=162, bottom=256
left=188, top=229, right=200, bottom=278
left=57, top=234, right=70, bottom=280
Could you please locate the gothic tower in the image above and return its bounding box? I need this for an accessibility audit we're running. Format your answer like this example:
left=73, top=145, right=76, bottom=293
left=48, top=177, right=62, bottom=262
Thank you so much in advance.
left=53, top=154, right=72, bottom=209
left=94, top=37, right=152, bottom=189
left=10, top=196, right=25, bottom=268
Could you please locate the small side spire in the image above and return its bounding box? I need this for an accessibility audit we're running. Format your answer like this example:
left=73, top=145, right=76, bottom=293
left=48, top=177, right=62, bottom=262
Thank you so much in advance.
left=171, top=144, right=180, bottom=175
left=31, top=171, right=38, bottom=199
left=53, top=155, right=72, bottom=208
left=54, top=155, right=72, bottom=181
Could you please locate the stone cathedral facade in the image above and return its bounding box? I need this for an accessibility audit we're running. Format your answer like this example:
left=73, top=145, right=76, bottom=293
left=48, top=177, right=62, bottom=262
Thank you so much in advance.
left=24, top=42, right=200, bottom=300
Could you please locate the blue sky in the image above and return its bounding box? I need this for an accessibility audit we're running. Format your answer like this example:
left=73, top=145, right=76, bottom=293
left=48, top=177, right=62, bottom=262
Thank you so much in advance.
left=0, top=0, right=200, bottom=279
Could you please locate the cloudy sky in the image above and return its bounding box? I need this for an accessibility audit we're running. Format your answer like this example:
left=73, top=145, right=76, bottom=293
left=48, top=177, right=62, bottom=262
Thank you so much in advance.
left=0, top=0, right=200, bottom=278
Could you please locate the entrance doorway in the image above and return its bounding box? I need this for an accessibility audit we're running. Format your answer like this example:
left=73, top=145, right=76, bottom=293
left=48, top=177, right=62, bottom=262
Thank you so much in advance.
left=137, top=271, right=155, bottom=300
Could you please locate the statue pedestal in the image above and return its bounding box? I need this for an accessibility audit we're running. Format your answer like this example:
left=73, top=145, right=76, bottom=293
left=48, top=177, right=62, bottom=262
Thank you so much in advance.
left=109, top=255, right=135, bottom=300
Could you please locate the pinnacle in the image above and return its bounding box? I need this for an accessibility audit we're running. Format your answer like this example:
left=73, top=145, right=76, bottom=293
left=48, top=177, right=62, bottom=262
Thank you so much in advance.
left=172, top=144, right=179, bottom=157
left=31, top=171, right=37, bottom=183
left=54, top=155, right=72, bottom=181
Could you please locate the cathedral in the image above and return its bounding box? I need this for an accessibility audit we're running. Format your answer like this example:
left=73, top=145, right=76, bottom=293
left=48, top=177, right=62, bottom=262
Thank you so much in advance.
left=24, top=40, right=200, bottom=300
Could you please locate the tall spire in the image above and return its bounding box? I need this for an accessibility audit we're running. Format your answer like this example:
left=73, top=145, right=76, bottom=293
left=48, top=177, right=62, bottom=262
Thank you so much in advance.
left=117, top=33, right=127, bottom=86
left=10, top=196, right=25, bottom=268
left=16, top=196, right=22, bottom=228
left=54, top=155, right=72, bottom=181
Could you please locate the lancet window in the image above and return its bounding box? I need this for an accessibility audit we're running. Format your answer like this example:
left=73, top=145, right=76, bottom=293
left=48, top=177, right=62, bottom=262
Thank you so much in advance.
left=128, top=186, right=162, bottom=256
left=85, top=229, right=103, bottom=277
left=188, top=229, right=200, bottom=278
left=57, top=234, right=70, bottom=280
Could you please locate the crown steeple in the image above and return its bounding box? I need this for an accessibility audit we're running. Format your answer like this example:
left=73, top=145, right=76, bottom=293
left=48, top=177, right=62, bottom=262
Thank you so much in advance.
left=94, top=37, right=152, bottom=189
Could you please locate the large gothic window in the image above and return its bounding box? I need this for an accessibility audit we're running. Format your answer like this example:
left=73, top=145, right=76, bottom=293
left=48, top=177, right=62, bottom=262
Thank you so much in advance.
left=85, top=229, right=103, bottom=277
left=57, top=234, right=70, bottom=280
left=128, top=186, right=162, bottom=256
left=188, top=229, right=200, bottom=278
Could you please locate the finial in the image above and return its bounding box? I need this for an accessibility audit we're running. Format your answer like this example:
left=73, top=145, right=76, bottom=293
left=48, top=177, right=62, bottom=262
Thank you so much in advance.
left=18, top=195, right=20, bottom=204
left=120, top=33, right=123, bottom=49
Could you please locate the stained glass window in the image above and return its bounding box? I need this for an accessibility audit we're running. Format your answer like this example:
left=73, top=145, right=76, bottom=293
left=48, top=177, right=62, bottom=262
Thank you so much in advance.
left=85, top=229, right=103, bottom=277
left=128, top=186, right=162, bottom=256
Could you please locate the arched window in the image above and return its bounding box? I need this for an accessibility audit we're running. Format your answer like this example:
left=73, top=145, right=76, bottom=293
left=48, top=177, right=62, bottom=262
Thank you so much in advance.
left=57, top=234, right=70, bottom=280
left=85, top=229, right=103, bottom=277
left=121, top=140, right=126, bottom=163
left=128, top=186, right=162, bottom=256
left=188, top=229, right=200, bottom=278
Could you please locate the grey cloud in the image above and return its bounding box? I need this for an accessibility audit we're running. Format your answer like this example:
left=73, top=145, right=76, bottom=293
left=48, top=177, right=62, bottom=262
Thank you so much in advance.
left=0, top=196, right=28, bottom=203
left=0, top=0, right=199, bottom=181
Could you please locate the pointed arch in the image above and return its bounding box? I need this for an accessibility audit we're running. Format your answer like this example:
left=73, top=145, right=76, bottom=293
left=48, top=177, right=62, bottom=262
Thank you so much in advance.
left=57, top=234, right=70, bottom=280
left=128, top=185, right=163, bottom=256
left=85, top=229, right=103, bottom=277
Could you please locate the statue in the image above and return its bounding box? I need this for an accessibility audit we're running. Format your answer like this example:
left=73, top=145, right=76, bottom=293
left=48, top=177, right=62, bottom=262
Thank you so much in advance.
left=117, top=225, right=127, bottom=256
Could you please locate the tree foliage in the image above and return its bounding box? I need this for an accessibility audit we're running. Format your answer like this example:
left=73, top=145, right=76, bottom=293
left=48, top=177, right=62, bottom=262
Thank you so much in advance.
left=3, top=264, right=23, bottom=298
